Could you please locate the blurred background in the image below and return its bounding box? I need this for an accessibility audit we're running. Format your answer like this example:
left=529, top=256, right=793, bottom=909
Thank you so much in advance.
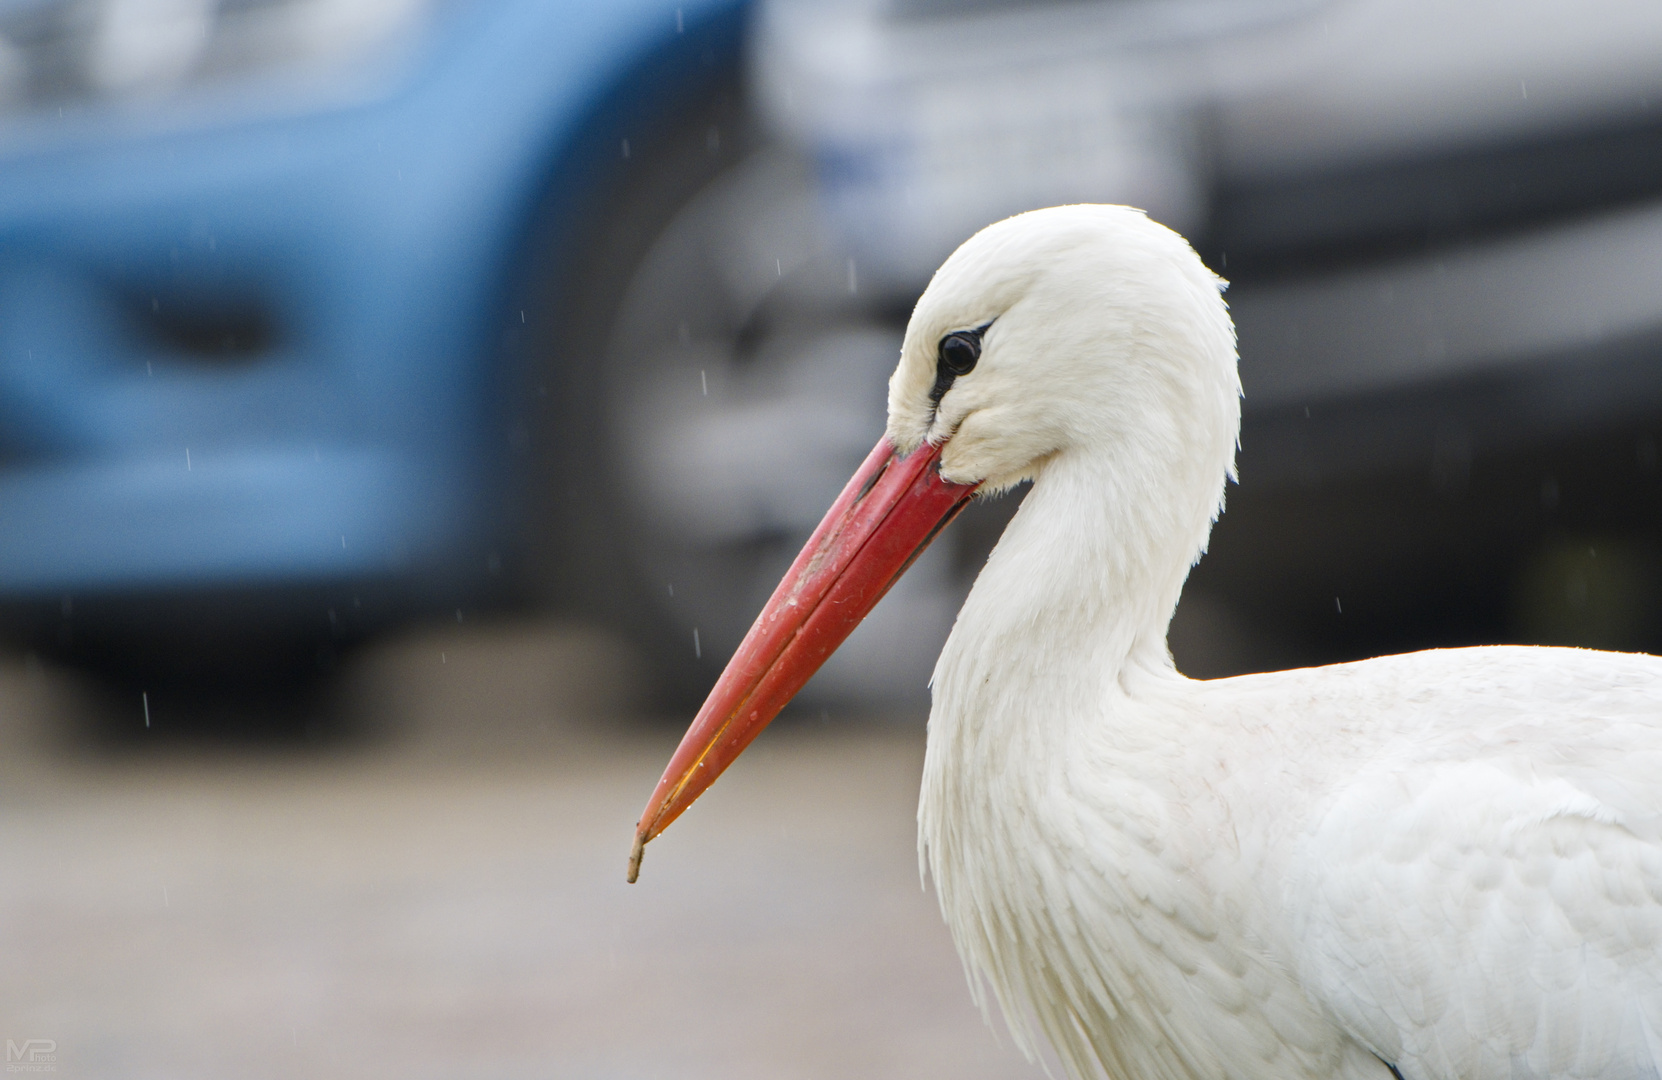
left=6, top=0, right=1662, bottom=1074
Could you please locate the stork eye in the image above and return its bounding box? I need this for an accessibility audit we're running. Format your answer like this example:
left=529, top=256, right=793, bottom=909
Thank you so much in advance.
left=938, top=331, right=981, bottom=376
left=928, top=324, right=989, bottom=413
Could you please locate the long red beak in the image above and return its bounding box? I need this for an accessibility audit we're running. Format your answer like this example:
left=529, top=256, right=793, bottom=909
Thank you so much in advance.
left=627, top=436, right=979, bottom=881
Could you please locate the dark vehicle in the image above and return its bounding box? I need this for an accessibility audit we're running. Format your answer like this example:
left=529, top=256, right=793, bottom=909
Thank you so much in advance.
left=609, top=0, right=1662, bottom=687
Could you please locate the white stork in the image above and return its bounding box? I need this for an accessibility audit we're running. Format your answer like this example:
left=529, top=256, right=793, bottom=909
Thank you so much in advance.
left=628, top=204, right=1662, bottom=1080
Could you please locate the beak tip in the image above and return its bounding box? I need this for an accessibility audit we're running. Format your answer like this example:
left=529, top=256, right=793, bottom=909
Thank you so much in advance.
left=627, top=833, right=646, bottom=883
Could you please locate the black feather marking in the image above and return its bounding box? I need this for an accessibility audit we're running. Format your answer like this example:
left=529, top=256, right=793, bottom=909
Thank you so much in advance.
left=927, top=321, right=992, bottom=425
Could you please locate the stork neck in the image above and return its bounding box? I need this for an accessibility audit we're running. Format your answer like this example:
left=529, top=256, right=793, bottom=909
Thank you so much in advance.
left=938, top=441, right=1212, bottom=722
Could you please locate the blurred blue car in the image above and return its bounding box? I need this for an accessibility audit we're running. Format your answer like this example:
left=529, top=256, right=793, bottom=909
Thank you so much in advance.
left=0, top=0, right=746, bottom=681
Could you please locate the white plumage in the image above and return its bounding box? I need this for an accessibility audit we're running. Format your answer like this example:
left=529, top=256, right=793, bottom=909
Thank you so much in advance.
left=894, top=205, right=1662, bottom=1080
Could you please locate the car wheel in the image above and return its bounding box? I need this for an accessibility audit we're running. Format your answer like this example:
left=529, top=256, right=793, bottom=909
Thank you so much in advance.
left=528, top=116, right=1012, bottom=708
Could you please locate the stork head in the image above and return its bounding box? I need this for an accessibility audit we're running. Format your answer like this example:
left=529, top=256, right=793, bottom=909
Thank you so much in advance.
left=627, top=205, right=1237, bottom=881
left=889, top=204, right=1238, bottom=499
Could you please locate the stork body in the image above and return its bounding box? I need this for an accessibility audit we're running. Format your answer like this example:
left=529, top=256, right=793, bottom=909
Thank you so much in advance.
left=631, top=205, right=1662, bottom=1080
left=928, top=545, right=1662, bottom=1080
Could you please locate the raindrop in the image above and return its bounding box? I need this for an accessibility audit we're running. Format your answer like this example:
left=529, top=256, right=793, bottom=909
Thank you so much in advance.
left=340, top=535, right=347, bottom=549
left=621, top=138, right=631, bottom=160
left=667, top=583, right=674, bottom=597
left=185, top=448, right=192, bottom=470
left=520, top=310, right=525, bottom=324
left=142, top=691, right=150, bottom=728
left=676, top=6, right=683, bottom=32
left=1520, top=80, right=1528, bottom=101
left=1334, top=597, right=1342, bottom=614
left=776, top=257, right=782, bottom=277
left=701, top=370, right=708, bottom=396
left=441, top=652, right=446, bottom=665
left=846, top=258, right=858, bottom=295
left=456, top=609, right=464, bottom=623
left=693, top=626, right=702, bottom=659
left=146, top=361, right=153, bottom=376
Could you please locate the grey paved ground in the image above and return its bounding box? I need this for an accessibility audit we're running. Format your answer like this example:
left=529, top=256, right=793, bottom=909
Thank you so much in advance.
left=0, top=620, right=1044, bottom=1079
